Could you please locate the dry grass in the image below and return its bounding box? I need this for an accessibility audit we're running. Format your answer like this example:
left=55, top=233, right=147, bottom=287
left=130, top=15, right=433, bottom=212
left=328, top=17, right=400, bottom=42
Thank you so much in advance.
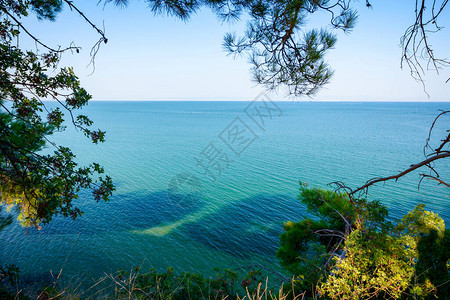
left=236, top=279, right=305, bottom=300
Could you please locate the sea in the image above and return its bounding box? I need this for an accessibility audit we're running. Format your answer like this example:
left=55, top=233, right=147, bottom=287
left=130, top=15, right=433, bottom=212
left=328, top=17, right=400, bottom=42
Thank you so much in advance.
left=1, top=100, right=449, bottom=289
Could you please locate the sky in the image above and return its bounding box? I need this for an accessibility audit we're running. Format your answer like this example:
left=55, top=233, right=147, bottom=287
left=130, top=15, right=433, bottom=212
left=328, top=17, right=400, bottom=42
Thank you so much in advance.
left=21, top=0, right=450, bottom=101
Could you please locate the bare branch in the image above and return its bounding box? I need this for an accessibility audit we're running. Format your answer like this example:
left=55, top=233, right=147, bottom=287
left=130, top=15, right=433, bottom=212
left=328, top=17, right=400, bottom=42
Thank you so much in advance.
left=0, top=7, right=80, bottom=53
left=400, top=0, right=450, bottom=90
left=349, top=109, right=449, bottom=195
left=350, top=152, right=449, bottom=195
left=419, top=174, right=450, bottom=188
left=63, top=0, right=108, bottom=43
left=424, top=110, right=449, bottom=155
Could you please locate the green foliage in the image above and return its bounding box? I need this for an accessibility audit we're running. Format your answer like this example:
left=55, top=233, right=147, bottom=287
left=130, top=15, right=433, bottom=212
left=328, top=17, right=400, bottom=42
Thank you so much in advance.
left=277, top=218, right=327, bottom=285
left=0, top=1, right=114, bottom=227
left=30, top=0, right=63, bottom=20
left=413, top=229, right=449, bottom=299
left=0, top=264, right=24, bottom=300
left=0, top=264, right=19, bottom=286
left=318, top=229, right=416, bottom=299
left=112, top=266, right=272, bottom=299
left=297, top=182, right=355, bottom=230
left=278, top=183, right=449, bottom=299
left=277, top=182, right=391, bottom=294
left=396, top=204, right=445, bottom=238
left=396, top=204, right=449, bottom=299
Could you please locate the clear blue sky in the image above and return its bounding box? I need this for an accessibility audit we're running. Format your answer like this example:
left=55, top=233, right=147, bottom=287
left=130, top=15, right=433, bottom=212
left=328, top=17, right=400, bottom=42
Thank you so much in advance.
left=22, top=0, right=450, bottom=101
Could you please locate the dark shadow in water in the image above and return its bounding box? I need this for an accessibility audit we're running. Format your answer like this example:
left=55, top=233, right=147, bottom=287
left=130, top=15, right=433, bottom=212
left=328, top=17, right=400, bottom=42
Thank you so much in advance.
left=24, top=189, right=204, bottom=236
left=183, top=193, right=306, bottom=259
left=15, top=190, right=307, bottom=260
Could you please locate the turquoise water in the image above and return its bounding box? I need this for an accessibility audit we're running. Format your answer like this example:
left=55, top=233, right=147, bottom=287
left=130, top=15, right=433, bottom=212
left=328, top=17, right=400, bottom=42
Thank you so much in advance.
left=1, top=100, right=449, bottom=287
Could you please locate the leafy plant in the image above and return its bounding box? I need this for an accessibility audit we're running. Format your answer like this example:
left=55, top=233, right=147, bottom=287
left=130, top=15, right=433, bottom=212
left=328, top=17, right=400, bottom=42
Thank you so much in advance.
left=0, top=0, right=114, bottom=227
left=278, top=183, right=449, bottom=299
left=112, top=266, right=278, bottom=299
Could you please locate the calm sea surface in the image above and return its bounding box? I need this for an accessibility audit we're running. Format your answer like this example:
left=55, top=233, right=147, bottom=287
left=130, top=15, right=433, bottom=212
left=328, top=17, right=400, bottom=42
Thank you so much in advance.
left=1, top=101, right=449, bottom=286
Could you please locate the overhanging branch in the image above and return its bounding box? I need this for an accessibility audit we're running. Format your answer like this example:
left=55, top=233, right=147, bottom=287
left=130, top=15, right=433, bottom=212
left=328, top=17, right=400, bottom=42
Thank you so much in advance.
left=350, top=152, right=450, bottom=195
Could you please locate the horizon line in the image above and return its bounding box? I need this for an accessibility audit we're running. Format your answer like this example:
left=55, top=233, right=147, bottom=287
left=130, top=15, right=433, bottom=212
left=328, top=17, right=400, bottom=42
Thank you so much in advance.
left=87, top=99, right=450, bottom=102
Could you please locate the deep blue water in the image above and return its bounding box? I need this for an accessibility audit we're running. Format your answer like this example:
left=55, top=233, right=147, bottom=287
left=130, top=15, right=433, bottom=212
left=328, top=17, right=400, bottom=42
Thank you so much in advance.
left=1, top=100, right=449, bottom=287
